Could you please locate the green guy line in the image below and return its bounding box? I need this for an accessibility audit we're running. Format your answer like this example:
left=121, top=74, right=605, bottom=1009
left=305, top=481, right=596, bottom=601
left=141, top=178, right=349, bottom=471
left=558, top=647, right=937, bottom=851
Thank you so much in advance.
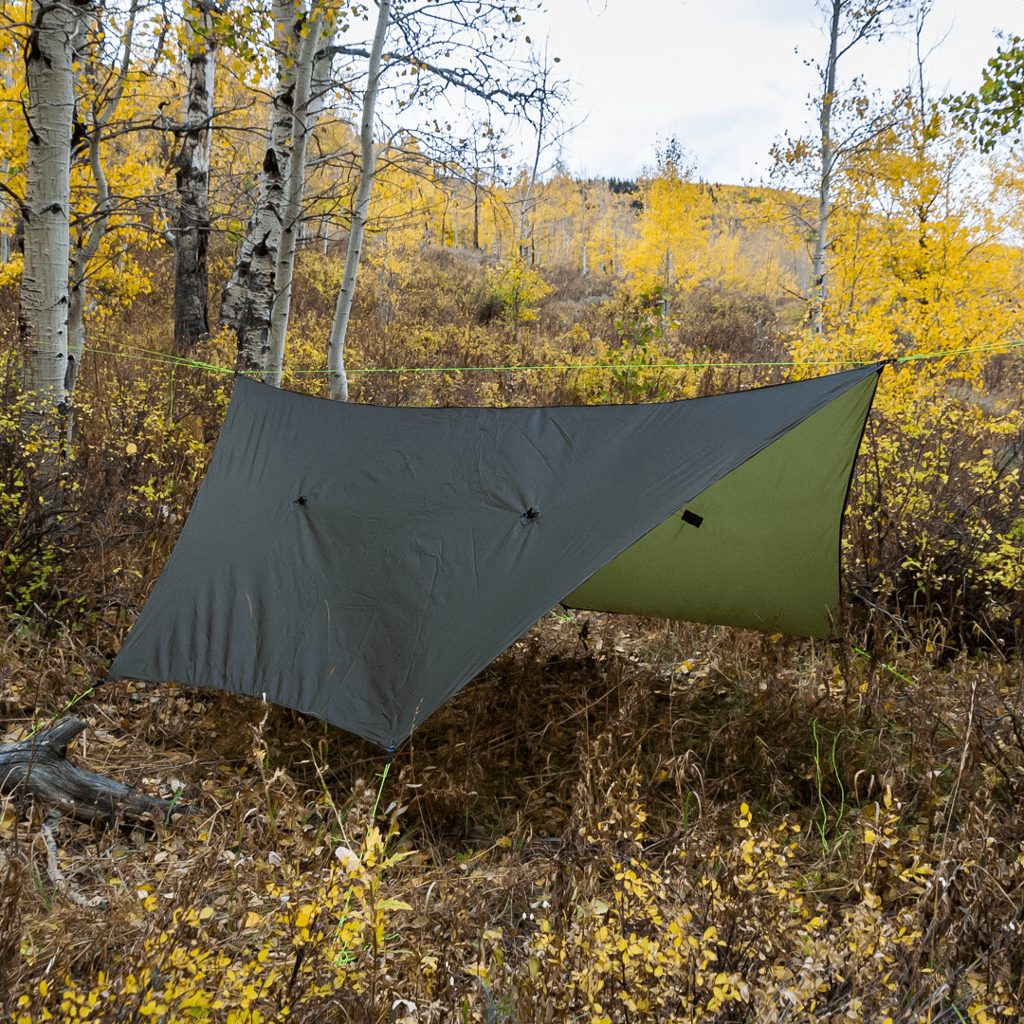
left=851, top=647, right=918, bottom=687
left=84, top=336, right=1024, bottom=380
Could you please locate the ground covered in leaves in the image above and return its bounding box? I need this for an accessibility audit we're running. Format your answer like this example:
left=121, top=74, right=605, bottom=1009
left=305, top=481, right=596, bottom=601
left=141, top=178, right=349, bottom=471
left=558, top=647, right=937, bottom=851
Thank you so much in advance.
left=2, top=612, right=1022, bottom=1023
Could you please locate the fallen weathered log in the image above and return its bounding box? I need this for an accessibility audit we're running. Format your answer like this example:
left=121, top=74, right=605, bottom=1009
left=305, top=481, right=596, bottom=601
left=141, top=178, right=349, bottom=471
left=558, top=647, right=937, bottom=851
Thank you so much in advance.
left=0, top=715, right=183, bottom=825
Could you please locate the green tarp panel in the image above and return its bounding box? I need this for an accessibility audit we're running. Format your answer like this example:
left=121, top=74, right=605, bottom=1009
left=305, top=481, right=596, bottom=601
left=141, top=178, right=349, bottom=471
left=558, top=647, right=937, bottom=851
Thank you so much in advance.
left=106, top=364, right=882, bottom=752
left=564, top=370, right=876, bottom=634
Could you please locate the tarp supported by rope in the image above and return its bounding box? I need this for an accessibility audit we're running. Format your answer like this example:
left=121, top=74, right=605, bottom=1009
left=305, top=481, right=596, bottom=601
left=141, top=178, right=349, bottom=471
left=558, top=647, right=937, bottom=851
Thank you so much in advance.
left=106, top=363, right=883, bottom=752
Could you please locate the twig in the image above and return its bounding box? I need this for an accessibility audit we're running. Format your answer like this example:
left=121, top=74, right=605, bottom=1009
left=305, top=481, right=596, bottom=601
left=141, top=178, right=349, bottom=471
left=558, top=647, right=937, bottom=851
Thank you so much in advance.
left=39, top=810, right=107, bottom=909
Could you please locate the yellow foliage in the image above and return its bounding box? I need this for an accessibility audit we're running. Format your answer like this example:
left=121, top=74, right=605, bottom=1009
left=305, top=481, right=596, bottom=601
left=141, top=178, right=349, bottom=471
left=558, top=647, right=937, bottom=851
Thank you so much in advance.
left=621, top=171, right=715, bottom=301
left=483, top=253, right=552, bottom=329
left=782, top=93, right=1024, bottom=639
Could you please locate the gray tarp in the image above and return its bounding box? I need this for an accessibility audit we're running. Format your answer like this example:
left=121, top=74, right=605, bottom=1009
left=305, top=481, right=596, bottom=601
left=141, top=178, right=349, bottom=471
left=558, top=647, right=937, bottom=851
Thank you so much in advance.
left=107, top=364, right=882, bottom=751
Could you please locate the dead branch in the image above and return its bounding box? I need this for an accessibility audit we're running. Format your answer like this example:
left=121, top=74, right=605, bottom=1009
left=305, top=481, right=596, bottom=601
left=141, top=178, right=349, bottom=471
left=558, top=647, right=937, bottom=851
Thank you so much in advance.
left=0, top=715, right=184, bottom=826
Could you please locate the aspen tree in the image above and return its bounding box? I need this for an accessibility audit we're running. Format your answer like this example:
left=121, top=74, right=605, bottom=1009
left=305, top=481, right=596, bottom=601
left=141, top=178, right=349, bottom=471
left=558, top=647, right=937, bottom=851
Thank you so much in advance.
left=621, top=137, right=713, bottom=310
left=172, top=0, right=217, bottom=356
left=326, top=0, right=388, bottom=402
left=323, top=0, right=562, bottom=399
left=19, top=0, right=80, bottom=455
left=264, top=8, right=330, bottom=386
left=771, top=0, right=914, bottom=332
left=813, top=0, right=919, bottom=332
left=220, top=0, right=299, bottom=372
left=467, top=122, right=503, bottom=250
left=223, top=0, right=333, bottom=376
left=427, top=119, right=511, bottom=253
left=505, top=50, right=567, bottom=261
left=0, top=45, right=16, bottom=265
left=795, top=80, right=1020, bottom=380
left=14, top=0, right=168, bottom=449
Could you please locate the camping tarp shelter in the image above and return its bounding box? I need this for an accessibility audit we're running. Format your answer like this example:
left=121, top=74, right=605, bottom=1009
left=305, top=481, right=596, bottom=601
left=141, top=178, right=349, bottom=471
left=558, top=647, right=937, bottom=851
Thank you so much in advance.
left=106, top=364, right=883, bottom=752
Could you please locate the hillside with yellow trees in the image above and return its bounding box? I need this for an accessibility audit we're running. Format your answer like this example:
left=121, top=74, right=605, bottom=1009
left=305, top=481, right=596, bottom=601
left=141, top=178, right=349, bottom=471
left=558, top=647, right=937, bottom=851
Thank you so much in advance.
left=2, top=1, right=1024, bottom=1021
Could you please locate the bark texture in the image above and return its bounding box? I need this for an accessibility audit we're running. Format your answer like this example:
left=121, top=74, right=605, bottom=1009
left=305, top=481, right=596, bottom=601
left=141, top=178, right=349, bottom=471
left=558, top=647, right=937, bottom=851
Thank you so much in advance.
left=221, top=0, right=297, bottom=374
left=173, top=6, right=217, bottom=356
left=20, top=0, right=76, bottom=445
left=224, top=2, right=331, bottom=379
left=264, top=12, right=329, bottom=386
left=0, top=716, right=180, bottom=825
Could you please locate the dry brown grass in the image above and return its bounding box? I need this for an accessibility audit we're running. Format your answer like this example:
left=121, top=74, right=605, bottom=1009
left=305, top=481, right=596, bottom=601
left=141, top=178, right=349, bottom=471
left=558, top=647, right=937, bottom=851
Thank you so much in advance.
left=2, top=617, right=1022, bottom=1021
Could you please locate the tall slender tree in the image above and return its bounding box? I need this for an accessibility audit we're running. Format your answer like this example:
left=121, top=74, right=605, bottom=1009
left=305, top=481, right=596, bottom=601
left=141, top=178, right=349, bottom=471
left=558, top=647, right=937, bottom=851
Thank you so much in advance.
left=264, top=8, right=330, bottom=386
left=19, top=0, right=81, bottom=456
left=770, top=0, right=915, bottom=332
left=324, top=0, right=565, bottom=399
left=173, top=0, right=218, bottom=356
left=811, top=0, right=920, bottom=332
left=222, top=0, right=334, bottom=376
left=326, top=0, right=388, bottom=402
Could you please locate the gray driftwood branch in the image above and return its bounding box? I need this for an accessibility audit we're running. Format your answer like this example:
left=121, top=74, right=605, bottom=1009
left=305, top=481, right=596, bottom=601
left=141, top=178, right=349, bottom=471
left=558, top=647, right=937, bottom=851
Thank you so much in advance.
left=0, top=716, right=182, bottom=825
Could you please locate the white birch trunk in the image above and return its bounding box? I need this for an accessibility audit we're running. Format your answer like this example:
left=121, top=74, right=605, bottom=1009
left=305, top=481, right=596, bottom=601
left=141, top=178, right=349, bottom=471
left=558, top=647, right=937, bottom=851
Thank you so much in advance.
left=264, top=12, right=327, bottom=386
left=473, top=176, right=480, bottom=249
left=327, top=0, right=390, bottom=402
left=20, top=0, right=76, bottom=451
left=580, top=184, right=588, bottom=276
left=222, top=0, right=296, bottom=372
left=0, top=57, right=13, bottom=266
left=225, top=3, right=330, bottom=378
left=66, top=133, right=108, bottom=430
left=173, top=4, right=216, bottom=356
left=515, top=65, right=551, bottom=260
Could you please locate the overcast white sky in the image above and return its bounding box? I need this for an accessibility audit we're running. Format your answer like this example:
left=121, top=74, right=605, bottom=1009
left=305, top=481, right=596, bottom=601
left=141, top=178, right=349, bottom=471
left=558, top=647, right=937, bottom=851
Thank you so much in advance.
left=530, top=0, right=1023, bottom=185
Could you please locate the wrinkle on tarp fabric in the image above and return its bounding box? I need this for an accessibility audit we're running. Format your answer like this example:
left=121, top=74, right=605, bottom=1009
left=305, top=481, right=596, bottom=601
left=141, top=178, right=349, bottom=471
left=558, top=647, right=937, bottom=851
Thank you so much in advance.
left=106, top=364, right=883, bottom=751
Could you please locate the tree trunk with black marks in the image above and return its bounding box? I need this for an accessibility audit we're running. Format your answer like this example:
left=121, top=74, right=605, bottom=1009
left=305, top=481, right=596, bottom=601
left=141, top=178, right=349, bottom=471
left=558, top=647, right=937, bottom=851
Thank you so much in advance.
left=264, top=11, right=329, bottom=387
left=221, top=0, right=297, bottom=374
left=223, top=2, right=332, bottom=379
left=19, top=0, right=77, bottom=460
left=173, top=3, right=217, bottom=356
left=0, top=716, right=180, bottom=825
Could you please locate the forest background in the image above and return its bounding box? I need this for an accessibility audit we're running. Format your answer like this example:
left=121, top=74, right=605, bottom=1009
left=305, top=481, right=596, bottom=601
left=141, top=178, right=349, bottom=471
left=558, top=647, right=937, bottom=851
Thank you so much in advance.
left=2, top=0, right=1024, bottom=1021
